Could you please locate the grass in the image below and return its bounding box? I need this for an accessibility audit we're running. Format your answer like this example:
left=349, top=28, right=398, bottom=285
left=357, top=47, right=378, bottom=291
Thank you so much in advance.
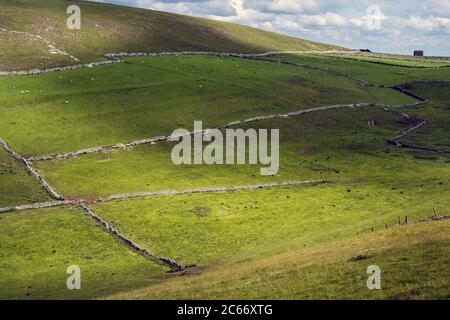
left=274, top=54, right=450, bottom=86
left=321, top=52, right=450, bottom=68
left=0, top=147, right=49, bottom=207
left=104, top=219, right=450, bottom=300
left=34, top=106, right=449, bottom=199
left=0, top=2, right=449, bottom=299
left=0, top=205, right=168, bottom=299
left=0, top=31, right=75, bottom=72
left=0, top=0, right=344, bottom=71
left=91, top=180, right=450, bottom=267
left=0, top=55, right=413, bottom=156
left=400, top=83, right=450, bottom=151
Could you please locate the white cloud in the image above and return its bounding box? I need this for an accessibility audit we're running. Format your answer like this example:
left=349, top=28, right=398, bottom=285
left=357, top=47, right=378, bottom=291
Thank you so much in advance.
left=300, top=12, right=347, bottom=26
left=95, top=0, right=450, bottom=55
left=407, top=15, right=450, bottom=33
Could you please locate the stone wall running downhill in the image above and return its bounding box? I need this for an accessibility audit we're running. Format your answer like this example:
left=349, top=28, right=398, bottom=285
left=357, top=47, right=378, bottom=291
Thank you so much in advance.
left=79, top=204, right=184, bottom=271
left=0, top=138, right=64, bottom=200
left=391, top=85, right=428, bottom=102
left=389, top=120, right=428, bottom=144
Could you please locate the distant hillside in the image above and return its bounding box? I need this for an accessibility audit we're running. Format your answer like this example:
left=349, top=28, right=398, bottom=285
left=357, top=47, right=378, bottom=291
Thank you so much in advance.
left=0, top=0, right=346, bottom=71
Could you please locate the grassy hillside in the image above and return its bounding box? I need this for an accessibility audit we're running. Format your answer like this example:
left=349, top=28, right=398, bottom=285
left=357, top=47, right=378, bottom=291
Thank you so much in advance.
left=91, top=180, right=448, bottom=268
left=0, top=0, right=344, bottom=71
left=104, top=219, right=450, bottom=300
left=0, top=206, right=168, bottom=300
left=0, top=148, right=50, bottom=207
left=0, top=55, right=412, bottom=156
left=0, top=3, right=449, bottom=299
left=35, top=106, right=450, bottom=199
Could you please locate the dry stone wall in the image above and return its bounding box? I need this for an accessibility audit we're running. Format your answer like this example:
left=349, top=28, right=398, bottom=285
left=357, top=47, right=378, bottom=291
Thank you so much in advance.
left=0, top=200, right=75, bottom=214
left=418, top=215, right=450, bottom=222
left=27, top=103, right=390, bottom=162
left=79, top=204, right=183, bottom=271
left=1, top=50, right=353, bottom=76
left=0, top=60, right=119, bottom=76
left=101, top=179, right=326, bottom=202
left=0, top=138, right=64, bottom=200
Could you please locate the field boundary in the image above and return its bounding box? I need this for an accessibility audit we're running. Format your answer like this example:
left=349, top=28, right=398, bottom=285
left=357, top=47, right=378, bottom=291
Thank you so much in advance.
left=100, top=179, right=326, bottom=202
left=0, top=138, right=64, bottom=200
left=310, top=53, right=450, bottom=69
left=79, top=204, right=183, bottom=271
left=0, top=50, right=353, bottom=76
left=0, top=179, right=326, bottom=214
left=418, top=215, right=450, bottom=222
left=0, top=200, right=75, bottom=213
left=27, top=102, right=423, bottom=162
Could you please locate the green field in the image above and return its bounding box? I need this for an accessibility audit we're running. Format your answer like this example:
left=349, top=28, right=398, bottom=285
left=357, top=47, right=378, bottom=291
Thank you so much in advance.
left=0, top=0, right=449, bottom=300
left=91, top=181, right=449, bottom=267
left=320, top=52, right=450, bottom=68
left=34, top=106, right=449, bottom=199
left=0, top=206, right=167, bottom=299
left=273, top=54, right=450, bottom=86
left=105, top=219, right=450, bottom=300
left=0, top=148, right=49, bottom=207
left=0, top=55, right=413, bottom=156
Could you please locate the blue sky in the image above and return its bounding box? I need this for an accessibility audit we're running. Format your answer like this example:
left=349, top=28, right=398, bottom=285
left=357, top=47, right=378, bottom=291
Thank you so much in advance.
left=95, top=0, right=450, bottom=56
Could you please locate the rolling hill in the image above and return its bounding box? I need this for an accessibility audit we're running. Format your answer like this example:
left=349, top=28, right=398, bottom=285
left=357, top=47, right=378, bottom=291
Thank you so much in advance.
left=0, top=0, right=345, bottom=71
left=0, top=0, right=449, bottom=300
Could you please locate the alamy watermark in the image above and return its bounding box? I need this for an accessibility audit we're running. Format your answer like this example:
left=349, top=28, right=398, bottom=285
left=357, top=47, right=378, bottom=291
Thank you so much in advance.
left=66, top=265, right=81, bottom=290
left=366, top=5, right=384, bottom=30
left=67, top=5, right=81, bottom=30
left=170, top=121, right=279, bottom=175
left=366, top=265, right=381, bottom=290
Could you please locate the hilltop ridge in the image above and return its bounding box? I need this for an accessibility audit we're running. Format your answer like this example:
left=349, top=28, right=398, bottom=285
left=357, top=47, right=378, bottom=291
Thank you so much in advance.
left=0, top=0, right=347, bottom=71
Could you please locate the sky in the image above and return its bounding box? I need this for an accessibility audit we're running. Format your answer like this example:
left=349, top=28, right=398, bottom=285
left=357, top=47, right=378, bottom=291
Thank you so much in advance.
left=94, top=0, right=450, bottom=56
